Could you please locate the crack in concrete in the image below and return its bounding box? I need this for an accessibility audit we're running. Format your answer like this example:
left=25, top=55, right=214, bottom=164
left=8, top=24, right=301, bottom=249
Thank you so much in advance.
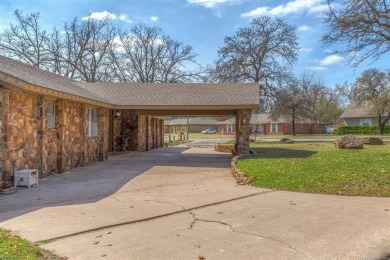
left=109, top=196, right=131, bottom=204
left=188, top=211, right=310, bottom=259
left=40, top=190, right=276, bottom=244
left=146, top=199, right=186, bottom=210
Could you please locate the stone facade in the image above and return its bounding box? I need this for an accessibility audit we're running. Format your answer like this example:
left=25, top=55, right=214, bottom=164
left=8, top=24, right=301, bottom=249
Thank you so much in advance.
left=235, top=109, right=252, bottom=155
left=0, top=89, right=109, bottom=179
left=112, top=110, right=164, bottom=152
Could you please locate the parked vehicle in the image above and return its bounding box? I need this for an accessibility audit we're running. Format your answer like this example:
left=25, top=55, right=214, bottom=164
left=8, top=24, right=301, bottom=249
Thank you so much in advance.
left=201, top=128, right=217, bottom=134
left=325, top=125, right=338, bottom=134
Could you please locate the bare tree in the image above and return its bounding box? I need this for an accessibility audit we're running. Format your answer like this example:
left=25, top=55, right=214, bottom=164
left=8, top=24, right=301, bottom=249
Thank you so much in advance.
left=269, top=78, right=305, bottom=136
left=335, top=82, right=360, bottom=106
left=271, top=74, right=343, bottom=135
left=323, top=0, right=390, bottom=66
left=110, top=24, right=201, bottom=83
left=212, top=16, right=299, bottom=109
left=300, top=75, right=343, bottom=128
left=57, top=17, right=120, bottom=82
left=0, top=10, right=49, bottom=68
left=354, top=68, right=390, bottom=134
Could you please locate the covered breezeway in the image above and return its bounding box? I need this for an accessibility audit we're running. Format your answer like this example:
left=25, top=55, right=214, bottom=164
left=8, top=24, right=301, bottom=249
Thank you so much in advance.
left=97, top=83, right=259, bottom=155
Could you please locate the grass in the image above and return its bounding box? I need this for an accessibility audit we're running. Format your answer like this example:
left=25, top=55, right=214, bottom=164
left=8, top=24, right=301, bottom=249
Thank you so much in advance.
left=251, top=134, right=390, bottom=140
left=0, top=228, right=62, bottom=260
left=237, top=142, right=390, bottom=197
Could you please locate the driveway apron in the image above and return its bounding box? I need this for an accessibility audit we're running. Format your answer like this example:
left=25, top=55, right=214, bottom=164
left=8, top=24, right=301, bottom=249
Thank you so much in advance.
left=0, top=146, right=389, bottom=260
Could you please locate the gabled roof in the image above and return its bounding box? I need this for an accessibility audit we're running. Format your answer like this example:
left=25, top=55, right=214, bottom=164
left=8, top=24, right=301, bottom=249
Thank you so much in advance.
left=164, top=118, right=219, bottom=125
left=340, top=101, right=377, bottom=118
left=76, top=82, right=259, bottom=108
left=0, top=55, right=108, bottom=104
left=0, top=55, right=259, bottom=110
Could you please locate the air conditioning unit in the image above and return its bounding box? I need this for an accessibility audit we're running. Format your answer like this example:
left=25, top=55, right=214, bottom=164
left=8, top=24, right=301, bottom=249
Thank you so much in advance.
left=14, top=169, right=39, bottom=188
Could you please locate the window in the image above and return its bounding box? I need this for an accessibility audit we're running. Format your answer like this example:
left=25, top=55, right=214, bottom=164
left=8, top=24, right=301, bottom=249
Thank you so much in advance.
left=360, top=118, right=372, bottom=126
left=227, top=124, right=233, bottom=133
left=253, top=124, right=262, bottom=133
left=88, top=108, right=98, bottom=137
left=270, top=123, right=278, bottom=133
left=47, top=101, right=55, bottom=128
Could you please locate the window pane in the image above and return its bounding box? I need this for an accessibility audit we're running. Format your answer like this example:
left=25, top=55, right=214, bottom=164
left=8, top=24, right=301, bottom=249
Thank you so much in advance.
left=88, top=109, right=98, bottom=137
left=47, top=101, right=55, bottom=129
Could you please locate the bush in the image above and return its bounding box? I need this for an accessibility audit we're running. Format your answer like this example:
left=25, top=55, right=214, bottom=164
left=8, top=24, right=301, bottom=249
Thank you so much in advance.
left=333, top=125, right=390, bottom=135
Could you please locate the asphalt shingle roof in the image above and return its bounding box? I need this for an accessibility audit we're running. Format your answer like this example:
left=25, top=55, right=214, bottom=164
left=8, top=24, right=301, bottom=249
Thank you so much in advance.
left=0, top=55, right=259, bottom=108
left=76, top=82, right=259, bottom=107
left=0, top=55, right=108, bottom=103
left=340, top=101, right=378, bottom=118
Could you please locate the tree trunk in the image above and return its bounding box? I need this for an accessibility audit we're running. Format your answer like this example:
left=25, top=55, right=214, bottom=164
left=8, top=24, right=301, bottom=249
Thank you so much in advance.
left=378, top=114, right=390, bottom=135
left=379, top=124, right=385, bottom=135
left=378, top=114, right=384, bottom=135
left=292, top=117, right=296, bottom=136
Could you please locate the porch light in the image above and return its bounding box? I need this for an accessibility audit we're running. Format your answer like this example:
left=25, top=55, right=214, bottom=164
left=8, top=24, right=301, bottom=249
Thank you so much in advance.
left=114, top=110, right=121, bottom=118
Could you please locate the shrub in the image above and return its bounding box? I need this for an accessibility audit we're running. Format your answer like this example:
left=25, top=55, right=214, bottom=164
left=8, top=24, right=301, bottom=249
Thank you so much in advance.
left=333, top=126, right=390, bottom=135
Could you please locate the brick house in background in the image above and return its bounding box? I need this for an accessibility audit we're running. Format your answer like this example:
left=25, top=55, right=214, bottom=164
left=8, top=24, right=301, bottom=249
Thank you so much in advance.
left=218, top=114, right=325, bottom=135
left=164, top=118, right=219, bottom=133
left=0, top=55, right=259, bottom=179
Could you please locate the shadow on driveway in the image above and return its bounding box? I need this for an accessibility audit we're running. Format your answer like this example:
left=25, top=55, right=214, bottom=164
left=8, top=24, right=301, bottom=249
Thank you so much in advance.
left=0, top=147, right=231, bottom=222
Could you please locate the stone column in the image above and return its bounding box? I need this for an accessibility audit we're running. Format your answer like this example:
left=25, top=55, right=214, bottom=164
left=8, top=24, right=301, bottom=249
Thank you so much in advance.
left=56, top=100, right=65, bottom=172
left=138, top=114, right=147, bottom=152
left=37, top=95, right=45, bottom=175
left=147, top=116, right=153, bottom=151
left=235, top=109, right=252, bottom=155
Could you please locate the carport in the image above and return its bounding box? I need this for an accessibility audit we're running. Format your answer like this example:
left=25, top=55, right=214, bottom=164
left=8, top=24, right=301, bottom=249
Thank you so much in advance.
left=80, top=82, right=259, bottom=155
left=0, top=54, right=258, bottom=177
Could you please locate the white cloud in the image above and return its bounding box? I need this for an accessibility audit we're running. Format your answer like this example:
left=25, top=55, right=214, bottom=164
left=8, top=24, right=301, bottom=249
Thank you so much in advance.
left=150, top=16, right=159, bottom=22
left=241, top=0, right=328, bottom=17
left=82, top=11, right=132, bottom=23
left=82, top=11, right=117, bottom=21
left=119, top=14, right=132, bottom=23
left=297, top=25, right=311, bottom=32
left=317, top=54, right=345, bottom=66
left=187, top=0, right=235, bottom=8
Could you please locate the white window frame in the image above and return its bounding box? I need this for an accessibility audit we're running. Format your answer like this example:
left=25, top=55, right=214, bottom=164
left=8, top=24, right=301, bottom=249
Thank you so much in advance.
left=227, top=124, right=233, bottom=133
left=88, top=108, right=98, bottom=137
left=47, top=101, right=56, bottom=129
left=270, top=123, right=278, bottom=133
left=253, top=124, right=262, bottom=132
left=360, top=118, right=372, bottom=126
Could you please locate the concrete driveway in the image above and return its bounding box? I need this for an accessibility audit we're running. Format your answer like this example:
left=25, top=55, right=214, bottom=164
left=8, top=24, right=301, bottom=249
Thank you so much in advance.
left=0, top=146, right=389, bottom=260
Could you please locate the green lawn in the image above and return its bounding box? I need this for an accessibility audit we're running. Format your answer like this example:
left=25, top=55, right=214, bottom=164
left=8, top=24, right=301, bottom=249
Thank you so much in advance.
left=237, top=142, right=390, bottom=197
left=0, top=228, right=61, bottom=260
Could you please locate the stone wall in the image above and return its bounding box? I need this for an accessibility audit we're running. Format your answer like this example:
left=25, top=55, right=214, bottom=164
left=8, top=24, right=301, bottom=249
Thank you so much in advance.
left=0, top=90, right=41, bottom=174
left=138, top=115, right=147, bottom=152
left=147, top=117, right=153, bottom=151
left=235, top=109, right=252, bottom=155
left=114, top=110, right=138, bottom=151
left=112, top=111, right=164, bottom=152
left=0, top=89, right=109, bottom=178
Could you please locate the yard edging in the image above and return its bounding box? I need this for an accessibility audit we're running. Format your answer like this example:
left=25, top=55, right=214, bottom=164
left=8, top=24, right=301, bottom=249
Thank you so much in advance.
left=230, top=150, right=257, bottom=185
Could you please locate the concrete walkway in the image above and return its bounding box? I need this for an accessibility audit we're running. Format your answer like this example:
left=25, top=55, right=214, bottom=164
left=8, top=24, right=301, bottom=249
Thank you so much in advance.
left=0, top=147, right=389, bottom=260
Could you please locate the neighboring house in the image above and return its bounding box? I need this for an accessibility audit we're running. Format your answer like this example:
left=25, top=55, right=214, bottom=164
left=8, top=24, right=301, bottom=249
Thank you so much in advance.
left=218, top=114, right=325, bottom=135
left=339, top=101, right=390, bottom=126
left=0, top=55, right=258, bottom=179
left=164, top=118, right=219, bottom=133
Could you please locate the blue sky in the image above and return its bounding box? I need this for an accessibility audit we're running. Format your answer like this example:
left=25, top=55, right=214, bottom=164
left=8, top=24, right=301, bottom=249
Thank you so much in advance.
left=0, top=0, right=388, bottom=85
